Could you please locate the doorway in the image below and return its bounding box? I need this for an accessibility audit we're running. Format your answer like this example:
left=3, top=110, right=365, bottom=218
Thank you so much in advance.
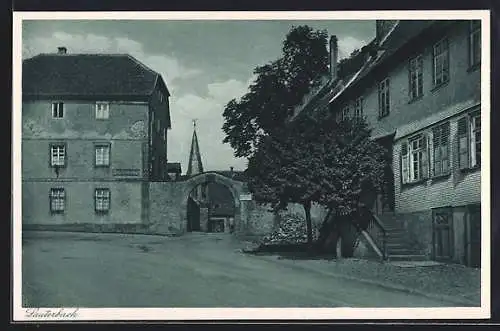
left=432, top=207, right=454, bottom=261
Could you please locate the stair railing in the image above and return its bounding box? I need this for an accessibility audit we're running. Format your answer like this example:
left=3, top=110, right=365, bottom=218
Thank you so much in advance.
left=353, top=207, right=387, bottom=261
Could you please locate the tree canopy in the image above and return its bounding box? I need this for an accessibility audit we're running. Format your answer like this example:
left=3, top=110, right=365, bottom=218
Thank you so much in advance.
left=246, top=111, right=388, bottom=244
left=222, top=25, right=329, bottom=158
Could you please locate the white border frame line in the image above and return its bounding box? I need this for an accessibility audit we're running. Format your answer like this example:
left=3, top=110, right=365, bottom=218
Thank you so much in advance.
left=12, top=10, right=491, bottom=321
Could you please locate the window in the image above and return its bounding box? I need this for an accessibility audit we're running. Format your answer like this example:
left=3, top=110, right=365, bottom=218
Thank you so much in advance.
left=433, top=38, right=450, bottom=87
left=469, top=20, right=481, bottom=68
left=50, top=144, right=66, bottom=167
left=401, top=134, right=428, bottom=184
left=95, top=102, right=110, bottom=119
left=458, top=112, right=481, bottom=169
left=341, top=104, right=350, bottom=120
left=163, top=127, right=167, bottom=141
left=52, top=102, right=64, bottom=118
left=378, top=78, right=390, bottom=118
left=432, top=122, right=450, bottom=177
left=409, top=55, right=424, bottom=100
left=354, top=97, right=363, bottom=118
left=50, top=188, right=65, bottom=213
left=95, top=188, right=110, bottom=213
left=471, top=113, right=481, bottom=167
left=95, top=144, right=110, bottom=167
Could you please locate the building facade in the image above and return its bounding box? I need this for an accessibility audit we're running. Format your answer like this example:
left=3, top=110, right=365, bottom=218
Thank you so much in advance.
left=292, top=20, right=482, bottom=267
left=22, top=48, right=171, bottom=230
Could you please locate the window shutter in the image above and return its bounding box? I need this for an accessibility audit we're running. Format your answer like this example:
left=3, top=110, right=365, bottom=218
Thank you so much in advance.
left=432, top=128, right=439, bottom=176
left=421, top=135, right=429, bottom=179
left=442, top=123, right=450, bottom=174
left=401, top=142, right=409, bottom=184
left=458, top=117, right=469, bottom=169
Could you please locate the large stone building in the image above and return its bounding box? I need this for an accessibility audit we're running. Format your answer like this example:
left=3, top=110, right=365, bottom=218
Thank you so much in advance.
left=292, top=20, right=482, bottom=267
left=22, top=47, right=172, bottom=230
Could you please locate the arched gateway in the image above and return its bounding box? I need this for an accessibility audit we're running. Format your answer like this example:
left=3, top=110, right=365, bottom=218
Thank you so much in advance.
left=180, top=172, right=245, bottom=233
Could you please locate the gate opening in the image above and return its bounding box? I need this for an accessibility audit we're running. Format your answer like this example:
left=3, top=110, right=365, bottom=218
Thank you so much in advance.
left=186, top=181, right=236, bottom=233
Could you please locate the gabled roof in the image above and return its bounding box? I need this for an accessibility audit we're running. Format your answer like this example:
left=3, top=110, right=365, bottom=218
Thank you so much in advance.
left=22, top=53, right=170, bottom=100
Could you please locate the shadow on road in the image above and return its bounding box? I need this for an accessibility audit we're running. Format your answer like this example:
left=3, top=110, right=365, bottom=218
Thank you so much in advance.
left=243, top=242, right=338, bottom=261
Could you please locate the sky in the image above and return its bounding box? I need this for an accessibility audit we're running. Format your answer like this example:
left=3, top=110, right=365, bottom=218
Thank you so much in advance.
left=22, top=19, right=375, bottom=173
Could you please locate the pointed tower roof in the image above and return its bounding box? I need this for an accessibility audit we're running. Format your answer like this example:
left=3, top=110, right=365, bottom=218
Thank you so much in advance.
left=186, top=120, right=204, bottom=176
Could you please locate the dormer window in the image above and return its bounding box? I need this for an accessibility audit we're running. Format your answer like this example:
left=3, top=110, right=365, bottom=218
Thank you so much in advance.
left=52, top=102, right=64, bottom=118
left=95, top=102, right=110, bottom=119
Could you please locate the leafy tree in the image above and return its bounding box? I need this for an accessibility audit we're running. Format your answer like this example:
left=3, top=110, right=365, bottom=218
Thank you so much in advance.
left=246, top=111, right=388, bottom=249
left=222, top=25, right=329, bottom=158
left=246, top=116, right=322, bottom=244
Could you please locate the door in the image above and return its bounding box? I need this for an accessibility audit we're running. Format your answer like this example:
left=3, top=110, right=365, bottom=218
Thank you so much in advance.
left=187, top=196, right=200, bottom=232
left=467, top=204, right=481, bottom=268
left=432, top=207, right=454, bottom=261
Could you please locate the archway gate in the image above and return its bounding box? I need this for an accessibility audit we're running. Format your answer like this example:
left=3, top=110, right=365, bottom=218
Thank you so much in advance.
left=148, top=172, right=247, bottom=235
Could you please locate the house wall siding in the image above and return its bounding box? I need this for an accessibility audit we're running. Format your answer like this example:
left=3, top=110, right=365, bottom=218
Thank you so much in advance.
left=393, top=112, right=481, bottom=214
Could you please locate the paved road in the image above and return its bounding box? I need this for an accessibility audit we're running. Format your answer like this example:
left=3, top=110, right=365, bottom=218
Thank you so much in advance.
left=22, top=231, right=458, bottom=308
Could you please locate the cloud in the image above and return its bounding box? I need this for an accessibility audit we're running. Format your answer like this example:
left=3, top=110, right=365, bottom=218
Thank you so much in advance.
left=22, top=31, right=202, bottom=94
left=337, top=36, right=368, bottom=60
left=168, top=77, right=252, bottom=173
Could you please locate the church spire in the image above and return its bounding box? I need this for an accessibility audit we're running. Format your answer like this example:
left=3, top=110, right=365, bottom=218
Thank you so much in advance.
left=186, top=119, right=204, bottom=176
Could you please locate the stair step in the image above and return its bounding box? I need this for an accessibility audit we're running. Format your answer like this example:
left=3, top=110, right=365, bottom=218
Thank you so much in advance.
left=387, top=248, right=420, bottom=255
left=388, top=254, right=428, bottom=261
left=386, top=243, right=411, bottom=249
left=386, top=232, right=409, bottom=238
left=385, top=228, right=407, bottom=232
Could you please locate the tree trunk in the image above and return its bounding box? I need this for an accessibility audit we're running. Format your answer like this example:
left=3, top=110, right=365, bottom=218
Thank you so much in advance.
left=303, top=201, right=313, bottom=245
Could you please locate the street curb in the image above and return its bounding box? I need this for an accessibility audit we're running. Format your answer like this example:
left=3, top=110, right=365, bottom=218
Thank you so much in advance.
left=244, top=250, right=480, bottom=307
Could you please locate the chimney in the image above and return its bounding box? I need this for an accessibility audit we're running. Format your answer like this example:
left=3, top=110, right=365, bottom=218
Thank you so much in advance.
left=57, top=47, right=67, bottom=55
left=375, top=20, right=398, bottom=45
left=329, top=35, right=338, bottom=81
